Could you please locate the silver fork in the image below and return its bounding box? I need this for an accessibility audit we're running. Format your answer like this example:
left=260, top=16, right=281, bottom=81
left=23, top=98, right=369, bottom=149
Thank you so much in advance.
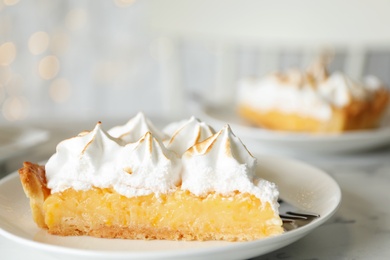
left=278, top=200, right=320, bottom=231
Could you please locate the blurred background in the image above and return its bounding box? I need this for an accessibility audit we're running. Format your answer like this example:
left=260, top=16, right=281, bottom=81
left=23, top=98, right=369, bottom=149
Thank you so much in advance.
left=1, top=0, right=390, bottom=124
left=2, top=2, right=390, bottom=259
left=1, top=0, right=159, bottom=123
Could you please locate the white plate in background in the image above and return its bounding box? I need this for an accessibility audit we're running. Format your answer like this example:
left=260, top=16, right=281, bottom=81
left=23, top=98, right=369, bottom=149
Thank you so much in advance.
left=0, top=156, right=340, bottom=260
left=198, top=105, right=390, bottom=154
left=0, top=126, right=49, bottom=162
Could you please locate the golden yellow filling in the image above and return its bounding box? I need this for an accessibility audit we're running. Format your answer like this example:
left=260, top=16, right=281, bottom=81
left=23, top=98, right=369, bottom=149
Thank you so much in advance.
left=43, top=188, right=283, bottom=241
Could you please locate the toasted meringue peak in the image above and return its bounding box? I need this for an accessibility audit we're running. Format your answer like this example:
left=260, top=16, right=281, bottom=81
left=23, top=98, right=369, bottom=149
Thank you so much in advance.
left=162, top=119, right=188, bottom=137
left=166, top=116, right=215, bottom=156
left=46, top=122, right=123, bottom=193
left=108, top=112, right=168, bottom=143
left=183, top=124, right=255, bottom=172
left=115, top=132, right=182, bottom=196
left=181, top=125, right=278, bottom=212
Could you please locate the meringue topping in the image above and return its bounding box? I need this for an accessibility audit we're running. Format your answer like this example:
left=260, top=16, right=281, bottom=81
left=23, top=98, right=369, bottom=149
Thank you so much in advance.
left=182, top=125, right=279, bottom=212
left=162, top=119, right=188, bottom=137
left=166, top=116, right=215, bottom=155
left=115, top=132, right=182, bottom=197
left=46, top=123, right=181, bottom=197
left=46, top=122, right=123, bottom=193
left=108, top=112, right=168, bottom=143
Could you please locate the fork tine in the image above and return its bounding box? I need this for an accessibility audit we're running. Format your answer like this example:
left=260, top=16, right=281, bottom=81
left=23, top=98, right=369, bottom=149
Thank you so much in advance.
left=285, top=211, right=320, bottom=219
left=277, top=200, right=320, bottom=230
left=279, top=214, right=307, bottom=220
left=279, top=211, right=320, bottom=230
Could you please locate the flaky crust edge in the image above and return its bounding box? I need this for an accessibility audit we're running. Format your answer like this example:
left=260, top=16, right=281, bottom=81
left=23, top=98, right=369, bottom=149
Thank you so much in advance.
left=18, top=162, right=49, bottom=228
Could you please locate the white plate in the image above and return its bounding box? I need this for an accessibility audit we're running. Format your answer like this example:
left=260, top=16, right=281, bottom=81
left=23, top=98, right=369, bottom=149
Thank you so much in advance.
left=0, top=126, right=49, bottom=162
left=0, top=156, right=341, bottom=260
left=198, top=105, right=390, bottom=153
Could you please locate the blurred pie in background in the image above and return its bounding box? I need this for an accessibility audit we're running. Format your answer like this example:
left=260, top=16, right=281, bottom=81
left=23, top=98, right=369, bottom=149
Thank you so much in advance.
left=237, top=59, right=390, bottom=133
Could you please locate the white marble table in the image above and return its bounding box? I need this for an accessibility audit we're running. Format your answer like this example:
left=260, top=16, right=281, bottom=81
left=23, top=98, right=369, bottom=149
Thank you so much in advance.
left=1, top=122, right=390, bottom=260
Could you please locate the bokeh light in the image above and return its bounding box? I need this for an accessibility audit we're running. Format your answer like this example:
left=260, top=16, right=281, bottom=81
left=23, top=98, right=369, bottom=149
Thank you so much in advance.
left=49, top=78, right=72, bottom=103
left=28, top=31, right=50, bottom=55
left=1, top=95, right=29, bottom=121
left=38, top=55, right=60, bottom=80
left=0, top=42, right=16, bottom=66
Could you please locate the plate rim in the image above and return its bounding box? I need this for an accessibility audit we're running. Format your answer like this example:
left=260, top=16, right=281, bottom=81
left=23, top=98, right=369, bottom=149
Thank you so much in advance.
left=197, top=104, right=390, bottom=153
left=0, top=156, right=341, bottom=259
left=0, top=126, right=50, bottom=161
left=199, top=104, right=390, bottom=141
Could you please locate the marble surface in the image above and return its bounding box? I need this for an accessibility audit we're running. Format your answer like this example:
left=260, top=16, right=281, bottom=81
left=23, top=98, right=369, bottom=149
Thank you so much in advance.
left=1, top=122, right=390, bottom=260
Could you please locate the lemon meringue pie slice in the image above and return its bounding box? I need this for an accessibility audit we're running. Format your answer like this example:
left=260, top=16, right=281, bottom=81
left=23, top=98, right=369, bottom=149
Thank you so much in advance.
left=19, top=115, right=283, bottom=241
